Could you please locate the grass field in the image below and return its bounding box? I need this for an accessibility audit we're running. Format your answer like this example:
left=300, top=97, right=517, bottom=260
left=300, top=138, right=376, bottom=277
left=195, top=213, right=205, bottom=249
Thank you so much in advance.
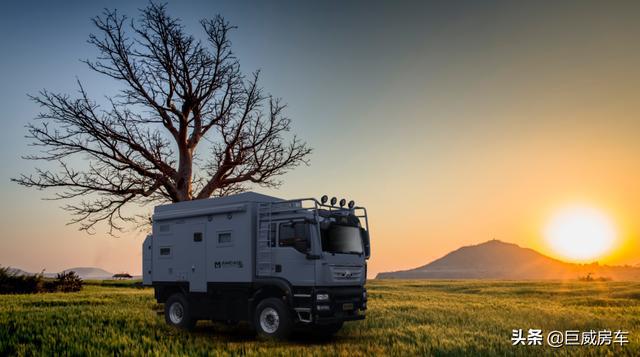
left=1, top=280, right=639, bottom=356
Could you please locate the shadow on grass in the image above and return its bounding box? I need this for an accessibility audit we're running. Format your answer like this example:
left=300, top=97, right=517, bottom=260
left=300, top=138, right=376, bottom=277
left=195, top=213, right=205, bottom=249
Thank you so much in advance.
left=186, top=321, right=356, bottom=345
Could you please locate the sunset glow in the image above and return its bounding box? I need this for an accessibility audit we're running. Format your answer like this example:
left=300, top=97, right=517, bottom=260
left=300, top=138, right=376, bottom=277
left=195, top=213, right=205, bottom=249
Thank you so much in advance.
left=1, top=2, right=639, bottom=278
left=544, top=205, right=617, bottom=262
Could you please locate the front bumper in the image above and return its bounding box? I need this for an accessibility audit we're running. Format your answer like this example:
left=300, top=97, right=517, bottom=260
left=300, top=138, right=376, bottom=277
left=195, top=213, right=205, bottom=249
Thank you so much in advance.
left=315, top=313, right=365, bottom=325
left=293, top=285, right=367, bottom=324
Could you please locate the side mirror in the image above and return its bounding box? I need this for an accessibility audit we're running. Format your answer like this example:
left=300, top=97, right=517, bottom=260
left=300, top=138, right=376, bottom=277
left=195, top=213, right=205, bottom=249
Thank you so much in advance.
left=360, top=228, right=371, bottom=259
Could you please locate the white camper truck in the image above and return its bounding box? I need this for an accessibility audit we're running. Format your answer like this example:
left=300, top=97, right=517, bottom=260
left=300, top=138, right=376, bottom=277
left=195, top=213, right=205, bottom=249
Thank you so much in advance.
left=142, top=192, right=370, bottom=339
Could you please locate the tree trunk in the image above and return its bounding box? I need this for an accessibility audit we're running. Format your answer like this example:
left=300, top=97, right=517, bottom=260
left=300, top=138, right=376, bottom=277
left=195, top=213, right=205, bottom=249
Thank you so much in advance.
left=175, top=147, right=194, bottom=201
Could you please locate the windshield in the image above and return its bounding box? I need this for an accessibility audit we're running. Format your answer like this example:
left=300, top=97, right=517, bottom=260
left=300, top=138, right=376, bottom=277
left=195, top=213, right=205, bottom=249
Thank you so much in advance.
left=320, top=224, right=363, bottom=254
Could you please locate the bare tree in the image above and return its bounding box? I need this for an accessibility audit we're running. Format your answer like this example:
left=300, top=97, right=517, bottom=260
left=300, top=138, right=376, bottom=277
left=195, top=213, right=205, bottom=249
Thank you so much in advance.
left=12, top=3, right=311, bottom=234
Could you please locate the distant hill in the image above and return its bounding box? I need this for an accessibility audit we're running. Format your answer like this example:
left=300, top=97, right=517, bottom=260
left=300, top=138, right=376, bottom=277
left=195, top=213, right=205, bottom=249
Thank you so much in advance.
left=3, top=267, right=33, bottom=276
left=53, top=267, right=114, bottom=280
left=3, top=266, right=114, bottom=280
left=377, top=240, right=640, bottom=280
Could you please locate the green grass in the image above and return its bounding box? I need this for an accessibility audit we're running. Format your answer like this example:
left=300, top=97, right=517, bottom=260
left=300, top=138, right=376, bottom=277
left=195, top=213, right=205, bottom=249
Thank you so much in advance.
left=1, top=280, right=639, bottom=356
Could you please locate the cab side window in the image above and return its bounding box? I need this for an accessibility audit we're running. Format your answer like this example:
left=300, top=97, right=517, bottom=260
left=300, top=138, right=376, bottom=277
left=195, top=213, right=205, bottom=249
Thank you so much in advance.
left=278, top=222, right=310, bottom=253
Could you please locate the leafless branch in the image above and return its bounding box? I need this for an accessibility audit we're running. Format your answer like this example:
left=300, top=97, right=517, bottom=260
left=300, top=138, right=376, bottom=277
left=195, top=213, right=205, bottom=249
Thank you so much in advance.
left=13, top=3, right=311, bottom=235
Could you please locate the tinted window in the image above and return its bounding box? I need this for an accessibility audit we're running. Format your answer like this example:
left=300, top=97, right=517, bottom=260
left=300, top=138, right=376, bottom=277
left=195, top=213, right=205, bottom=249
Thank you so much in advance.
left=193, top=232, right=203, bottom=242
left=160, top=247, right=171, bottom=256
left=321, top=224, right=363, bottom=254
left=279, top=222, right=310, bottom=253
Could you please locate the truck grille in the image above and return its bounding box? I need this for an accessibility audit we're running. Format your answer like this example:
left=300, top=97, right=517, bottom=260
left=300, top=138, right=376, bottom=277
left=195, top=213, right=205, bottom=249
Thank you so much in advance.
left=330, top=267, right=363, bottom=281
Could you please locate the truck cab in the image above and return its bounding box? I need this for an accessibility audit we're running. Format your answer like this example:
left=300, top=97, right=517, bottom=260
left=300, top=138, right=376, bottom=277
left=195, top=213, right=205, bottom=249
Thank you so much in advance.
left=143, top=192, right=370, bottom=339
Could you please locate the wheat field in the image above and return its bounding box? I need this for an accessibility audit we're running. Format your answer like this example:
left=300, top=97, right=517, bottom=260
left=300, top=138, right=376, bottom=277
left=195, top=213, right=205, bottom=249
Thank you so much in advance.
left=0, top=279, right=638, bottom=356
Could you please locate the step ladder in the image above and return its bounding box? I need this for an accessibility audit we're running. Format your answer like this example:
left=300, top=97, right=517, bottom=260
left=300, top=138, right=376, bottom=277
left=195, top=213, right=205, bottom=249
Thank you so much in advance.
left=256, top=202, right=273, bottom=276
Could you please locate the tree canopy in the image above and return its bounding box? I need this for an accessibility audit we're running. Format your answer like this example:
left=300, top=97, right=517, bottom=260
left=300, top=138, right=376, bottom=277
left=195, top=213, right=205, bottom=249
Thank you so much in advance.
left=13, top=3, right=311, bottom=234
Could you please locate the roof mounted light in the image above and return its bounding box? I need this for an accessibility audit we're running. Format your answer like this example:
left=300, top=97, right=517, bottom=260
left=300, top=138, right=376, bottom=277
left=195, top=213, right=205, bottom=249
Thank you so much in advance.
left=320, top=195, right=328, bottom=204
left=330, top=197, right=337, bottom=206
left=348, top=200, right=355, bottom=209
left=339, top=199, right=346, bottom=207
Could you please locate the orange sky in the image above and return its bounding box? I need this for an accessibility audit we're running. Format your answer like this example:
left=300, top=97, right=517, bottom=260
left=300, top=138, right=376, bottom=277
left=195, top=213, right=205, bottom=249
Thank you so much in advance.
left=1, top=1, right=639, bottom=277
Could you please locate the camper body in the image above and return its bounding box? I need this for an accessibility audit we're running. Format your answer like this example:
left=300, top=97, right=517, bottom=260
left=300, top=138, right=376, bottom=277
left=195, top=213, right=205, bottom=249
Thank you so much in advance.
left=142, top=192, right=370, bottom=339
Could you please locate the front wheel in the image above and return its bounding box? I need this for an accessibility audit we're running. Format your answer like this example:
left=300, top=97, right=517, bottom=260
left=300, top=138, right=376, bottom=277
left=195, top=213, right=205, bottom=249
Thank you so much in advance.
left=254, top=297, right=292, bottom=340
left=164, top=293, right=196, bottom=330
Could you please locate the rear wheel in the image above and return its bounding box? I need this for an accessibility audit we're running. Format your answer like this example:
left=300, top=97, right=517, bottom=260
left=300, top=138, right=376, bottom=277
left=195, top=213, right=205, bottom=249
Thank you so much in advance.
left=254, top=297, right=292, bottom=340
left=165, top=293, right=196, bottom=330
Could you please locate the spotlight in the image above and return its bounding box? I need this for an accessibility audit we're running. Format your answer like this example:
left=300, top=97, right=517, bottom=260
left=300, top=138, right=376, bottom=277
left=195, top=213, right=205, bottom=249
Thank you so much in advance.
left=339, top=199, right=346, bottom=207
left=320, top=195, right=328, bottom=204
left=330, top=197, right=337, bottom=205
left=348, top=200, right=355, bottom=209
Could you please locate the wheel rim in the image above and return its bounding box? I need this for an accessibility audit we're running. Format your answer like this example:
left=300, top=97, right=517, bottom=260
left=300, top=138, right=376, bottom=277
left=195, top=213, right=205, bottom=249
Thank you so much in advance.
left=169, top=301, right=184, bottom=324
left=259, top=307, right=280, bottom=334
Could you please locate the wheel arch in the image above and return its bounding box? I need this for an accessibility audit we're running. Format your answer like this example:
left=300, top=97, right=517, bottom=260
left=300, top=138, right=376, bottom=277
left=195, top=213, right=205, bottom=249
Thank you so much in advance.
left=154, top=282, right=189, bottom=303
left=249, top=278, right=294, bottom=320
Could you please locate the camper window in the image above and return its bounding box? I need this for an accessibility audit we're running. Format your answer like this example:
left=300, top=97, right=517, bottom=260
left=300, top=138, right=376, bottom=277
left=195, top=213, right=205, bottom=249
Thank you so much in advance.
left=217, top=232, right=233, bottom=246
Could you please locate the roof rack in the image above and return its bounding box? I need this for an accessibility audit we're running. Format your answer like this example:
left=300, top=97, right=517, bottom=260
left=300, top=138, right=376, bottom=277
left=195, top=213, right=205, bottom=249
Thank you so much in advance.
left=265, top=198, right=369, bottom=232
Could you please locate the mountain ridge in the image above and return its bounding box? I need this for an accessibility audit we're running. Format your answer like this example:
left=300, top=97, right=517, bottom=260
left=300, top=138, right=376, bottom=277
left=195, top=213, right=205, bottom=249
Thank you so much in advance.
left=377, top=239, right=640, bottom=280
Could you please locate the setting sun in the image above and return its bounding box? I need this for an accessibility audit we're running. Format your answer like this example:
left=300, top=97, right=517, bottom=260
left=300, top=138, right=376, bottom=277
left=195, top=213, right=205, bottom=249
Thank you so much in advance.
left=544, top=205, right=617, bottom=262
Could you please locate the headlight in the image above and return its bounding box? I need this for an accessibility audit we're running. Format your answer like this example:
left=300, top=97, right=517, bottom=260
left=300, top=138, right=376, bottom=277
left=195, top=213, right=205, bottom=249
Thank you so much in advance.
left=316, top=293, right=329, bottom=301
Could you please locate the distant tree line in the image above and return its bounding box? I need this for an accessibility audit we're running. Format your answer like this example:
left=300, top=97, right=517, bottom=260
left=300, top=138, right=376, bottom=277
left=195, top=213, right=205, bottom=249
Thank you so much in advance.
left=0, top=267, right=83, bottom=294
left=112, top=273, right=132, bottom=280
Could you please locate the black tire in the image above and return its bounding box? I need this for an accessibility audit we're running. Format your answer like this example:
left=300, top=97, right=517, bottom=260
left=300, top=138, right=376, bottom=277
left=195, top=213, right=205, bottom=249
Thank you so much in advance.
left=254, top=297, right=292, bottom=340
left=164, top=293, right=196, bottom=331
left=314, top=322, right=343, bottom=338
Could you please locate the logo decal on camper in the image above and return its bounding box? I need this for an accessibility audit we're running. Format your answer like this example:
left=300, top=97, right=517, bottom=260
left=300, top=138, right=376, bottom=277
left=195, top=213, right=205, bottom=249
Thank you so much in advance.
left=214, top=260, right=243, bottom=269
